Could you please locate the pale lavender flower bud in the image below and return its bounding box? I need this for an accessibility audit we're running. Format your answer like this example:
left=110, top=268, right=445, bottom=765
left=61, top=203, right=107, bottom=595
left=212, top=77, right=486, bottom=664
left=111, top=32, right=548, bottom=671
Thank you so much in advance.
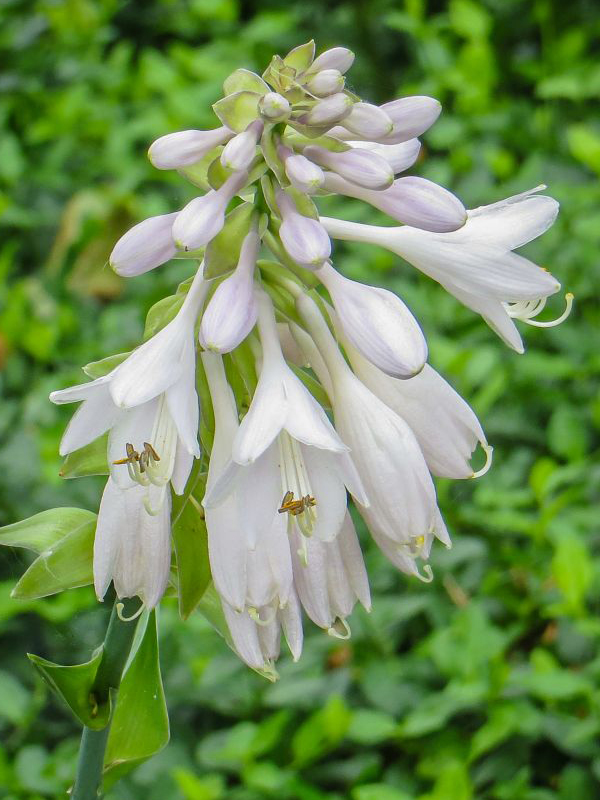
left=305, top=69, right=344, bottom=97
left=110, top=212, right=178, bottom=276
left=323, top=172, right=467, bottom=232
left=172, top=171, right=248, bottom=251
left=259, top=92, right=291, bottom=122
left=345, top=139, right=421, bottom=174
left=199, top=230, right=260, bottom=353
left=304, top=144, right=393, bottom=190
left=148, top=127, right=234, bottom=170
left=221, top=120, right=264, bottom=171
left=277, top=190, right=331, bottom=269
left=279, top=144, right=324, bottom=193
left=309, top=47, right=355, bottom=75
left=380, top=96, right=441, bottom=142
left=300, top=93, right=353, bottom=127
left=317, top=262, right=428, bottom=378
left=341, top=102, right=394, bottom=139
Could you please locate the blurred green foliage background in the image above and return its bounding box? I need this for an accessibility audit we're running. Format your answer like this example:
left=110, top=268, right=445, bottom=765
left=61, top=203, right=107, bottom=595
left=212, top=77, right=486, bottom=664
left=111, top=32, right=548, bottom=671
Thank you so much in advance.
left=1, top=0, right=599, bottom=798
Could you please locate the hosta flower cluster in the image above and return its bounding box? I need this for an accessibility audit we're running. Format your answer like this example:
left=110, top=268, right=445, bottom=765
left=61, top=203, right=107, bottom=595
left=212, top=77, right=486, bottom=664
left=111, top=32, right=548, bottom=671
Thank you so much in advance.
left=50, top=41, right=569, bottom=673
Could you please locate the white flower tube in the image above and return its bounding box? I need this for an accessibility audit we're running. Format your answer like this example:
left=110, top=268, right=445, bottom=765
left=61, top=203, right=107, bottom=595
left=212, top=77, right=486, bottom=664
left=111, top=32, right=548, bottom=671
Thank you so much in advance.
left=148, top=126, right=234, bottom=169
left=220, top=120, right=264, bottom=171
left=345, top=342, right=491, bottom=479
left=340, top=102, right=394, bottom=139
left=93, top=478, right=171, bottom=610
left=297, top=293, right=440, bottom=553
left=199, top=230, right=259, bottom=353
left=317, top=262, right=427, bottom=378
left=321, top=188, right=561, bottom=352
left=172, top=170, right=248, bottom=251
left=305, top=69, right=344, bottom=97
left=346, top=138, right=421, bottom=174
left=110, top=212, right=179, bottom=277
left=304, top=144, right=393, bottom=190
left=300, top=93, right=353, bottom=127
left=308, top=47, right=355, bottom=74
left=323, top=173, right=467, bottom=232
left=277, top=190, right=331, bottom=268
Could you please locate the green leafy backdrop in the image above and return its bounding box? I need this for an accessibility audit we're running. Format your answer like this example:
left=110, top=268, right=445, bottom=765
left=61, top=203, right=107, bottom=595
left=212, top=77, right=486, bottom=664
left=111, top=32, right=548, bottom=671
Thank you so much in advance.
left=0, top=0, right=598, bottom=798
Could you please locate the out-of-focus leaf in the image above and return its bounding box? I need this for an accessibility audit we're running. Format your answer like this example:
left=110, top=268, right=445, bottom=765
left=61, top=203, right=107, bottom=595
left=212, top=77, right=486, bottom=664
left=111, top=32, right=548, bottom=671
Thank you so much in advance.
left=0, top=507, right=95, bottom=553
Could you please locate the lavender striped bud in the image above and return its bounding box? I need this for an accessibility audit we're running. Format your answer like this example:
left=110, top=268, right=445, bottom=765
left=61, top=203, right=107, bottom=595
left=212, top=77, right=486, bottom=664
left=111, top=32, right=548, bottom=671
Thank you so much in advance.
left=199, top=230, right=259, bottom=353
left=309, top=47, right=355, bottom=75
left=341, top=102, right=394, bottom=139
left=345, top=139, right=421, bottom=174
left=148, top=127, right=234, bottom=170
left=300, top=93, right=353, bottom=127
left=380, top=96, right=441, bottom=142
left=304, top=144, right=393, bottom=190
left=277, top=190, right=331, bottom=269
left=172, top=171, right=248, bottom=251
left=323, top=173, right=467, bottom=233
left=221, top=120, right=264, bottom=171
left=317, top=262, right=427, bottom=378
left=281, top=148, right=325, bottom=194
left=259, top=92, right=291, bottom=122
left=110, top=212, right=178, bottom=276
left=305, top=69, right=344, bottom=97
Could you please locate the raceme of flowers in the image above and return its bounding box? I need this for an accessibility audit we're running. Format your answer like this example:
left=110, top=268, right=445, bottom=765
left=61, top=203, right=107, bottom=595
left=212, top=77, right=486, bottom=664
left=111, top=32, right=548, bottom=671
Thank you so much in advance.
left=50, top=40, right=571, bottom=674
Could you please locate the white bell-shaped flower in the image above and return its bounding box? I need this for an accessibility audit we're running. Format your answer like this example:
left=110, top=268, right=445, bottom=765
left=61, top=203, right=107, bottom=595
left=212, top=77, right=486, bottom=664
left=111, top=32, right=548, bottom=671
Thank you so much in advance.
left=317, top=262, right=427, bottom=378
left=320, top=187, right=561, bottom=352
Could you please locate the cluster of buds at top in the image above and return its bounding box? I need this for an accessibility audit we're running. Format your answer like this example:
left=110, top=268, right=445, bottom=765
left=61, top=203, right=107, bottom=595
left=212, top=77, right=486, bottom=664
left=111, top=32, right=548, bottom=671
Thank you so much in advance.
left=52, top=41, right=570, bottom=674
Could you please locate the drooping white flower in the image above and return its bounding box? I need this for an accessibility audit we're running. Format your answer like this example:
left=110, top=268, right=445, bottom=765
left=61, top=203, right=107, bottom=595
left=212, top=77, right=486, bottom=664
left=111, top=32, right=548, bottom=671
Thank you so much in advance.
left=316, top=261, right=427, bottom=378
left=277, top=190, right=331, bottom=269
left=323, top=173, right=467, bottom=232
left=340, top=102, right=394, bottom=139
left=110, top=212, right=179, bottom=277
left=304, top=144, right=394, bottom=190
left=296, top=293, right=443, bottom=558
left=172, top=170, right=248, bottom=251
left=93, top=478, right=171, bottom=609
left=344, top=340, right=491, bottom=479
left=220, top=120, right=264, bottom=171
left=199, top=230, right=259, bottom=353
left=148, top=126, right=234, bottom=170
left=321, top=188, right=561, bottom=351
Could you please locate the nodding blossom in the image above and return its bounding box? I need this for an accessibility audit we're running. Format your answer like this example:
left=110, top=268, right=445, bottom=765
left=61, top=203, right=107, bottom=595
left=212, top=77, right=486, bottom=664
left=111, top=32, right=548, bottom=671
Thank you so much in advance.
left=50, top=41, right=569, bottom=668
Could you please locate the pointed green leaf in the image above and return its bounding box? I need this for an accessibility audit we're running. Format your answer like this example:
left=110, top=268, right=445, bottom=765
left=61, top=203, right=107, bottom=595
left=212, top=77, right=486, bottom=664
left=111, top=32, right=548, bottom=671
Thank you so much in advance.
left=223, top=68, right=269, bottom=97
left=204, top=203, right=256, bottom=280
left=12, top=516, right=96, bottom=599
left=104, top=612, right=169, bottom=776
left=28, top=647, right=111, bottom=729
left=0, top=507, right=96, bottom=553
left=172, top=467, right=211, bottom=620
left=60, top=434, right=109, bottom=478
left=212, top=91, right=261, bottom=133
left=283, top=40, right=315, bottom=73
left=83, top=352, right=129, bottom=379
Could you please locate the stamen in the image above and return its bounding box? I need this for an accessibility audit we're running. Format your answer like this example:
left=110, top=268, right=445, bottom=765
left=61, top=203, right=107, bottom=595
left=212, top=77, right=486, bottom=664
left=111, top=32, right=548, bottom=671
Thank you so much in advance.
left=471, top=443, right=493, bottom=479
left=277, top=433, right=318, bottom=537
left=327, top=617, right=351, bottom=640
left=116, top=601, right=145, bottom=622
left=248, top=606, right=278, bottom=626
left=414, top=564, right=434, bottom=584
left=505, top=292, right=573, bottom=327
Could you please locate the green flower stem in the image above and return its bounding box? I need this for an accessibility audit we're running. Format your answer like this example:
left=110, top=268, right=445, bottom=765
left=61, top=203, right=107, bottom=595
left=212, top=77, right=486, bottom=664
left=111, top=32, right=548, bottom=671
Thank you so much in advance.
left=71, top=596, right=141, bottom=800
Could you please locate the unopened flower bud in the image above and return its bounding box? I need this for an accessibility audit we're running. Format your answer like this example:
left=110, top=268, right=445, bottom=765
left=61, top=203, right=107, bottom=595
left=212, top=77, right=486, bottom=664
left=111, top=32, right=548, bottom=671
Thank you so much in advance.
left=277, top=190, right=331, bottom=269
left=199, top=230, right=259, bottom=353
left=110, top=212, right=178, bottom=276
left=148, top=127, right=234, bottom=170
left=309, top=47, right=355, bottom=75
left=300, top=93, right=353, bottom=127
left=317, top=262, right=427, bottom=378
left=172, top=171, right=248, bottom=251
left=305, top=69, right=344, bottom=97
left=221, top=120, right=264, bottom=171
left=380, top=96, right=441, bottom=142
left=346, top=139, right=421, bottom=174
left=259, top=92, right=291, bottom=122
left=279, top=145, right=324, bottom=194
left=304, top=144, right=393, bottom=190
left=341, top=102, right=394, bottom=139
